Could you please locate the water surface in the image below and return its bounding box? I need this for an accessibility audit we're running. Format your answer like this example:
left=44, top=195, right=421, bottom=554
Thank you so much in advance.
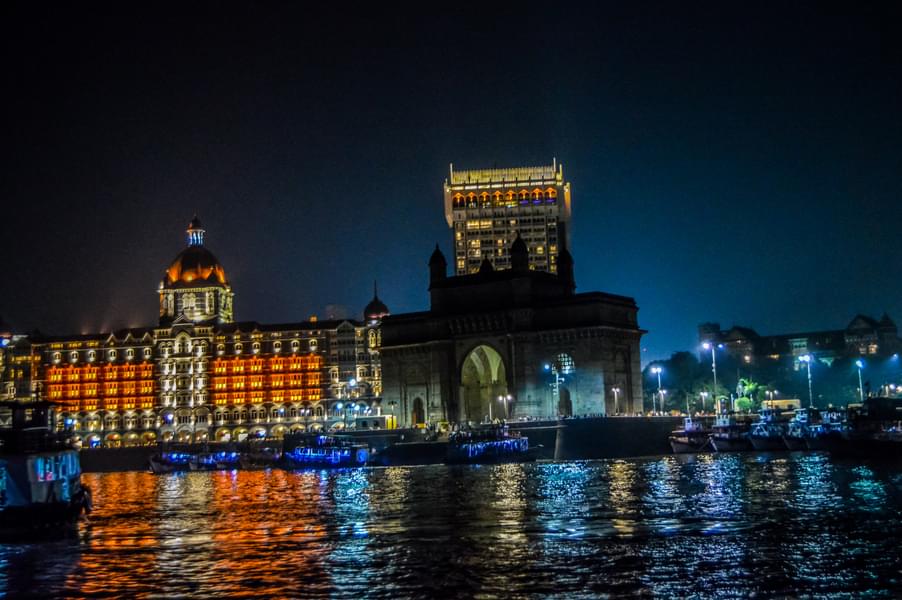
left=2, top=453, right=902, bottom=598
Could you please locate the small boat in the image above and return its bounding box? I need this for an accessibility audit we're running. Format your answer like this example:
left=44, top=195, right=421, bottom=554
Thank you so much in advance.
left=669, top=417, right=711, bottom=453
left=189, top=450, right=240, bottom=471
left=148, top=451, right=193, bottom=474
left=749, top=408, right=788, bottom=451
left=239, top=447, right=282, bottom=470
left=281, top=435, right=370, bottom=469
left=806, top=408, right=847, bottom=450
left=783, top=407, right=817, bottom=450
left=0, top=401, right=92, bottom=535
left=709, top=413, right=751, bottom=452
left=823, top=398, right=902, bottom=458
left=445, top=424, right=538, bottom=464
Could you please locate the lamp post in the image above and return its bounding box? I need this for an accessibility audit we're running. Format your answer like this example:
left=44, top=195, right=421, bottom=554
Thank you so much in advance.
left=700, top=391, right=709, bottom=413
left=798, top=355, right=814, bottom=408
left=545, top=363, right=562, bottom=417
left=855, top=359, right=865, bottom=403
left=497, top=394, right=513, bottom=420
left=612, top=387, right=621, bottom=415
left=766, top=389, right=778, bottom=409
left=651, top=366, right=662, bottom=414
left=701, top=342, right=723, bottom=411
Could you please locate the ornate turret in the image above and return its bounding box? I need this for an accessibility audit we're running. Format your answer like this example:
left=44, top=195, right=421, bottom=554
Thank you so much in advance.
left=159, top=216, right=234, bottom=326
left=558, top=248, right=575, bottom=293
left=186, top=214, right=205, bottom=247
left=510, top=233, right=528, bottom=271
left=364, top=281, right=390, bottom=322
left=429, top=244, right=447, bottom=285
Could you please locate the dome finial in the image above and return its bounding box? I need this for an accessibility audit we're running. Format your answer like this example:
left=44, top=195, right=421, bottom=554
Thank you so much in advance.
left=186, top=215, right=205, bottom=247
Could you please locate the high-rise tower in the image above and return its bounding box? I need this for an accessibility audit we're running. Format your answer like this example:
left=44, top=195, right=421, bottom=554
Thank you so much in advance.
left=443, top=160, right=571, bottom=275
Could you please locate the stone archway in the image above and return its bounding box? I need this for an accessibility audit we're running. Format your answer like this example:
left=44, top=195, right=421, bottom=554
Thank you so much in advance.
left=411, top=397, right=425, bottom=425
left=460, top=344, right=508, bottom=423
left=558, top=387, right=573, bottom=417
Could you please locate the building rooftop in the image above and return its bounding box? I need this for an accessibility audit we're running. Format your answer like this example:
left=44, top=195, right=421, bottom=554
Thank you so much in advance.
left=447, top=161, right=563, bottom=187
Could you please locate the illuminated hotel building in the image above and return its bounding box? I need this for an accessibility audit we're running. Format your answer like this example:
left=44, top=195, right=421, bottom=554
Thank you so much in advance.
left=24, top=218, right=386, bottom=447
left=444, top=160, right=571, bottom=275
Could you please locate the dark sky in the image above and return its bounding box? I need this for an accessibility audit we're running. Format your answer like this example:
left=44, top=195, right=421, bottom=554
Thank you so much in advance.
left=3, top=2, right=901, bottom=362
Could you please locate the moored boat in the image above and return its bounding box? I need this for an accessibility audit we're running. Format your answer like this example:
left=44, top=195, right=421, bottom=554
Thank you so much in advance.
left=669, top=417, right=711, bottom=454
left=148, top=451, right=193, bottom=474
left=783, top=407, right=817, bottom=450
left=806, top=407, right=847, bottom=450
left=280, top=434, right=370, bottom=469
left=0, top=402, right=92, bottom=535
left=189, top=450, right=240, bottom=471
left=823, top=397, right=902, bottom=458
left=749, top=408, right=788, bottom=451
left=445, top=424, right=538, bottom=464
left=709, top=413, right=751, bottom=452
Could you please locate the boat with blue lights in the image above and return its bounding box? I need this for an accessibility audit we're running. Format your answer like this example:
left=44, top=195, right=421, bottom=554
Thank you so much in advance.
left=445, top=424, right=537, bottom=464
left=669, top=417, right=711, bottom=453
left=148, top=450, right=193, bottom=474
left=281, top=434, right=370, bottom=469
left=0, top=402, right=91, bottom=534
left=805, top=407, right=847, bottom=450
left=749, top=407, right=788, bottom=451
left=189, top=450, right=241, bottom=471
left=709, top=413, right=751, bottom=452
left=783, top=407, right=817, bottom=450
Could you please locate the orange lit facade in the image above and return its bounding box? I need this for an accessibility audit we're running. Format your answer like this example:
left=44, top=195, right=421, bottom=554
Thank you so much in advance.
left=444, top=161, right=572, bottom=275
left=16, top=217, right=387, bottom=448
left=210, top=354, right=323, bottom=406
left=45, top=361, right=155, bottom=413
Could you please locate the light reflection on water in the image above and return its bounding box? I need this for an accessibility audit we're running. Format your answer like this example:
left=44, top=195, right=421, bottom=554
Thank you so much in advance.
left=1, top=453, right=901, bottom=598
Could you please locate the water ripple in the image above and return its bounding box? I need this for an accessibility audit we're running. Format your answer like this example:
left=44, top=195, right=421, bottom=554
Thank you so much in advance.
left=1, top=454, right=901, bottom=598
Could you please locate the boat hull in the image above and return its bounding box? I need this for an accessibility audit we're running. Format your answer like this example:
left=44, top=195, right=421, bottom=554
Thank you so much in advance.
left=782, top=435, right=808, bottom=451
left=749, top=436, right=787, bottom=451
left=710, top=435, right=751, bottom=452
left=669, top=436, right=711, bottom=454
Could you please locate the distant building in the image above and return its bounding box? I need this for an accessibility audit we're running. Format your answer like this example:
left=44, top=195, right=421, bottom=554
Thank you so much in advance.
left=698, top=314, right=902, bottom=367
left=20, top=217, right=386, bottom=447
left=380, top=239, right=644, bottom=426
left=443, top=160, right=571, bottom=275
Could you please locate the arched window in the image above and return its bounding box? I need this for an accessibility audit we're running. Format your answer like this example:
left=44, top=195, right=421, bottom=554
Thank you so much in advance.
left=467, top=193, right=477, bottom=208
left=309, top=339, right=318, bottom=352
left=273, top=341, right=282, bottom=353
left=519, top=190, right=529, bottom=204
left=479, top=192, right=490, bottom=207
left=69, top=351, right=78, bottom=363
left=235, top=343, right=243, bottom=354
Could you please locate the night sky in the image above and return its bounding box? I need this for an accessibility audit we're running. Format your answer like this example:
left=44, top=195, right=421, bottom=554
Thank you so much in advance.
left=3, top=3, right=901, bottom=362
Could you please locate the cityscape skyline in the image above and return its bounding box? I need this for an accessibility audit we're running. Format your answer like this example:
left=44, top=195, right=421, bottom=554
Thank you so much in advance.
left=3, top=4, right=901, bottom=363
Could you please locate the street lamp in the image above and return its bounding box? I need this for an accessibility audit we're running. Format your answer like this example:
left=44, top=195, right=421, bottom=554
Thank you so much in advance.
left=612, top=387, right=621, bottom=415
left=855, top=359, right=865, bottom=403
left=701, top=342, right=724, bottom=411
left=798, top=354, right=814, bottom=408
left=497, top=394, right=513, bottom=420
left=651, top=366, right=663, bottom=414
left=765, top=389, right=778, bottom=409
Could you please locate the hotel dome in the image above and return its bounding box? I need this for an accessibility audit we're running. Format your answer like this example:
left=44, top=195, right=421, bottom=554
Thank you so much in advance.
left=161, top=216, right=229, bottom=289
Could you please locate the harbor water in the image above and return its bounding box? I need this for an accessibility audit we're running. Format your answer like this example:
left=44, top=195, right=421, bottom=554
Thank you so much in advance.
left=2, top=452, right=902, bottom=598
